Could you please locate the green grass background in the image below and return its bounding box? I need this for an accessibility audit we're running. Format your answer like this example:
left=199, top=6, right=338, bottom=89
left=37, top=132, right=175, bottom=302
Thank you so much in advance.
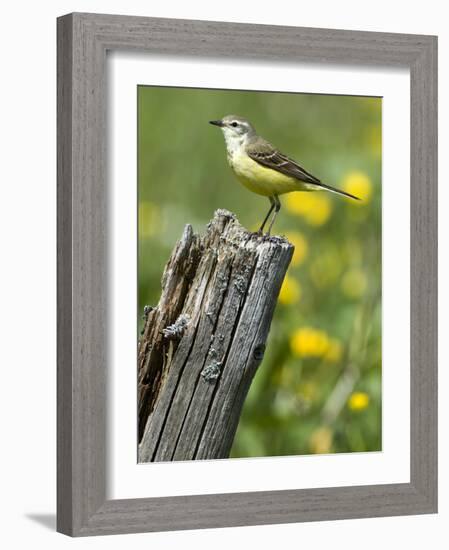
left=138, top=85, right=382, bottom=457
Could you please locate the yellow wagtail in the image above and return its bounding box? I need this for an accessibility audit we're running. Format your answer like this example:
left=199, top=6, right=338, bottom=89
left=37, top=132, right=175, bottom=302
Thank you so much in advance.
left=209, top=115, right=360, bottom=234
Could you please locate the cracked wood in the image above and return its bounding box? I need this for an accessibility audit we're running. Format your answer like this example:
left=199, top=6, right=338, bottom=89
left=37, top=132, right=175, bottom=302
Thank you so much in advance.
left=138, top=209, right=293, bottom=462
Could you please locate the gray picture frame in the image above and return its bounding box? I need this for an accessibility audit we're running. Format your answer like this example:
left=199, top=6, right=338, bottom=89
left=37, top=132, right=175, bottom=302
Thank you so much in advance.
left=57, top=12, right=438, bottom=536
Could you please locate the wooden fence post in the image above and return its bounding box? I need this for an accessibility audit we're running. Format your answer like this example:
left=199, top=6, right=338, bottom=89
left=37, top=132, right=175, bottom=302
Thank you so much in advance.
left=138, top=209, right=293, bottom=462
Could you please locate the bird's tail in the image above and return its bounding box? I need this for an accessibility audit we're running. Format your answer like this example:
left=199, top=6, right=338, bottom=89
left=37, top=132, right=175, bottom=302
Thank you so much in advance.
left=312, top=182, right=360, bottom=201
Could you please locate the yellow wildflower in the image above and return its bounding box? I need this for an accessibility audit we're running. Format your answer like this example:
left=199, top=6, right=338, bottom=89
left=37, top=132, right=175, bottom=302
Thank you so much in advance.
left=290, top=327, right=329, bottom=358
left=341, top=171, right=373, bottom=203
left=348, top=392, right=370, bottom=411
left=285, top=193, right=332, bottom=226
left=309, top=426, right=333, bottom=454
left=341, top=268, right=368, bottom=299
left=278, top=275, right=301, bottom=305
left=285, top=231, right=308, bottom=266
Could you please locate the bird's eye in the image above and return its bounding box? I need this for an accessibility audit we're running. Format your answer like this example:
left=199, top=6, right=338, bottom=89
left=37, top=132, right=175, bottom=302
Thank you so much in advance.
left=231, top=122, right=238, bottom=127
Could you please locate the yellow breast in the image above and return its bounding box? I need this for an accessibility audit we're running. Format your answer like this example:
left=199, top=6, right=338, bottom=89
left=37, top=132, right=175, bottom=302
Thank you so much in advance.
left=228, top=151, right=304, bottom=197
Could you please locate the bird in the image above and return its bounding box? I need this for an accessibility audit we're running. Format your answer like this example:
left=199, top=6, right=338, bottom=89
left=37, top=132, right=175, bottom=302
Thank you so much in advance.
left=209, top=115, right=360, bottom=234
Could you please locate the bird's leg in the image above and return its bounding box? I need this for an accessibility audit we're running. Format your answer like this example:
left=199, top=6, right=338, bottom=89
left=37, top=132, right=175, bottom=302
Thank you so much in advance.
left=267, top=195, right=281, bottom=235
left=257, top=197, right=275, bottom=234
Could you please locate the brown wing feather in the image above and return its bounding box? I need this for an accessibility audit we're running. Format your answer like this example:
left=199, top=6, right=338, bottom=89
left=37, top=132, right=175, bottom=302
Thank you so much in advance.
left=247, top=140, right=322, bottom=185
left=246, top=139, right=360, bottom=200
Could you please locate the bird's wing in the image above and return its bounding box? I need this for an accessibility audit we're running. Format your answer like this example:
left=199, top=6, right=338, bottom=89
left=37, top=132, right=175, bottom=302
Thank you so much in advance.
left=246, top=138, right=360, bottom=200
left=246, top=138, right=322, bottom=186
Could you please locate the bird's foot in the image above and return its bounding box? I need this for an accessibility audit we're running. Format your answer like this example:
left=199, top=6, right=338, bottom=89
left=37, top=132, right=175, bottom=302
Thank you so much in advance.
left=252, top=228, right=273, bottom=240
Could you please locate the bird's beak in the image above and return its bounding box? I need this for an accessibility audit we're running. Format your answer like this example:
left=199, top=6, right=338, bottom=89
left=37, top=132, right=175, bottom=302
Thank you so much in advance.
left=209, top=120, right=224, bottom=127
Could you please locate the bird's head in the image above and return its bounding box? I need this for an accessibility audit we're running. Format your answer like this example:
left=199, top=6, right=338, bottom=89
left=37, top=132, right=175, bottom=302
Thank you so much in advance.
left=209, top=115, right=256, bottom=149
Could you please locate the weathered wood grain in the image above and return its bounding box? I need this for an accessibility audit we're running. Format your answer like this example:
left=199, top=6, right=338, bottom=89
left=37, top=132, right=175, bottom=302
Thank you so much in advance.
left=138, top=210, right=293, bottom=462
left=137, top=224, right=201, bottom=439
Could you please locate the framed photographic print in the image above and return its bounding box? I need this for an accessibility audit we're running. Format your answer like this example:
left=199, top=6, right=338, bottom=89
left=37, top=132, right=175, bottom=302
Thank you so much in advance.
left=57, top=12, right=437, bottom=536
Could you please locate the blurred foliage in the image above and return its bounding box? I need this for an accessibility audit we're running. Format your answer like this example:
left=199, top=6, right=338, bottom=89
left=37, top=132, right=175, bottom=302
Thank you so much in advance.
left=138, top=85, right=382, bottom=457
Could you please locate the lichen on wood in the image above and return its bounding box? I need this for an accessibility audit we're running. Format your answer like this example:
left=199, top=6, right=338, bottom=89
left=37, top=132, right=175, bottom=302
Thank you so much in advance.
left=138, top=209, right=293, bottom=462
